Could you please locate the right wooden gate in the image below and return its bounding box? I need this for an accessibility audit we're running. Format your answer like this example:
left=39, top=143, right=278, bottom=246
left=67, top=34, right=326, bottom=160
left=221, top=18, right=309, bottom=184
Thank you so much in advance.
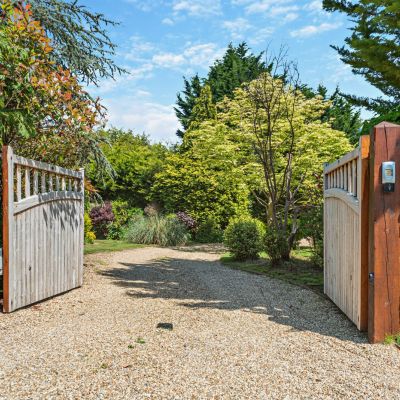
left=324, top=122, right=400, bottom=343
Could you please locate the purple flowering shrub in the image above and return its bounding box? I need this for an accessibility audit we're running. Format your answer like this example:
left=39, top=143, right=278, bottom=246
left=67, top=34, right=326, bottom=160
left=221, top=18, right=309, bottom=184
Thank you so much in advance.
left=89, top=202, right=115, bottom=238
left=176, top=211, right=197, bottom=232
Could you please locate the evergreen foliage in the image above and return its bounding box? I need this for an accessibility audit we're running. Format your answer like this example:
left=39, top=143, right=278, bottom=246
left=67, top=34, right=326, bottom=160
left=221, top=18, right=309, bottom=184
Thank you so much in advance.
left=23, top=0, right=125, bottom=84
left=175, top=42, right=268, bottom=137
left=323, top=0, right=400, bottom=111
left=174, top=74, right=203, bottom=137
left=89, top=129, right=167, bottom=206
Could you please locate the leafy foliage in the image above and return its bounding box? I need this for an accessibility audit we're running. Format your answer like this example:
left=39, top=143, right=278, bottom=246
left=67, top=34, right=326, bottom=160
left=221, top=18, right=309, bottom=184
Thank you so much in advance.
left=224, top=217, right=265, bottom=260
left=195, top=217, right=223, bottom=243
left=106, top=200, right=142, bottom=240
left=152, top=122, right=251, bottom=227
left=216, top=54, right=352, bottom=261
left=264, top=227, right=290, bottom=265
left=189, top=85, right=217, bottom=130
left=88, top=129, right=167, bottom=205
left=176, top=212, right=197, bottom=231
left=174, top=74, right=203, bottom=137
left=25, top=0, right=125, bottom=84
left=175, top=42, right=268, bottom=137
left=84, top=212, right=96, bottom=244
left=124, top=215, right=190, bottom=246
left=0, top=2, right=108, bottom=170
left=298, top=205, right=324, bottom=267
left=323, top=0, right=400, bottom=111
left=89, top=202, right=115, bottom=238
left=315, top=85, right=363, bottom=145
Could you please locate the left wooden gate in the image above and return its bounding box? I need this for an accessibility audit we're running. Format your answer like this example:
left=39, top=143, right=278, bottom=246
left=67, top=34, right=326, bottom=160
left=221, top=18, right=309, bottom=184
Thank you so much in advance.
left=2, top=146, right=84, bottom=312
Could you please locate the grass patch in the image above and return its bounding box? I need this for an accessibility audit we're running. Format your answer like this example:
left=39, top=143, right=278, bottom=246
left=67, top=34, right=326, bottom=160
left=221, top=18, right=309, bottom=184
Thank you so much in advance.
left=84, top=240, right=145, bottom=255
left=384, top=333, right=400, bottom=346
left=221, top=247, right=323, bottom=293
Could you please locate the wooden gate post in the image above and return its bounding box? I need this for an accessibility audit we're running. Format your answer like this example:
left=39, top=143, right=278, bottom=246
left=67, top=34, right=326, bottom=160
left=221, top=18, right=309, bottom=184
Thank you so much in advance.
left=368, top=122, right=400, bottom=343
left=2, top=146, right=13, bottom=313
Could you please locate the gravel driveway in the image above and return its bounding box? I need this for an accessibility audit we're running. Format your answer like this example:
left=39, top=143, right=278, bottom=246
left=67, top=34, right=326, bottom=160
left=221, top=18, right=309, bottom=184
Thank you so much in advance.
left=1, top=245, right=399, bottom=399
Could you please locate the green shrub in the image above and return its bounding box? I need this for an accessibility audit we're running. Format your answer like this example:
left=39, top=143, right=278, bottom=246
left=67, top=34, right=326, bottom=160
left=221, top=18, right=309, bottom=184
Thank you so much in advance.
left=264, top=228, right=291, bottom=265
left=107, top=200, right=142, bottom=240
left=298, top=205, right=323, bottom=267
left=224, top=217, right=265, bottom=260
left=196, top=217, right=223, bottom=243
left=84, top=212, right=96, bottom=244
left=123, top=215, right=190, bottom=246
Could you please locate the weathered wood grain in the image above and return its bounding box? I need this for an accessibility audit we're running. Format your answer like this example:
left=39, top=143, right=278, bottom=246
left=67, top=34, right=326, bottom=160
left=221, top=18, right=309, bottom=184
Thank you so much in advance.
left=2, top=146, right=84, bottom=313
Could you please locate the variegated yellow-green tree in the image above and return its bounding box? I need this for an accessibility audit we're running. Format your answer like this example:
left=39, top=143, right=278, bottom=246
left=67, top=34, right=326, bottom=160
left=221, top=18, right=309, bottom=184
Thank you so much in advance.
left=217, top=53, right=352, bottom=262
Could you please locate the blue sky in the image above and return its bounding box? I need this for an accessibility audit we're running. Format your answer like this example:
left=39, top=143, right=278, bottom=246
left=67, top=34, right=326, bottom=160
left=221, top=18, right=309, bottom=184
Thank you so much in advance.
left=85, top=0, right=380, bottom=143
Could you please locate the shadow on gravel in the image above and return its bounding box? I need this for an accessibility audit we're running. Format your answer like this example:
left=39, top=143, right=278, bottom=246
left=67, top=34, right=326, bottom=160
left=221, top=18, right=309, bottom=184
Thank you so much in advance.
left=100, top=257, right=367, bottom=344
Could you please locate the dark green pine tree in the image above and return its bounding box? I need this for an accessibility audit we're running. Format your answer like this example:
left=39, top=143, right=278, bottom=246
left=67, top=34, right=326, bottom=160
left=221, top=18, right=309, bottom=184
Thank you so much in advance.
left=174, top=75, right=203, bottom=138
left=319, top=85, right=363, bottom=145
left=175, top=42, right=268, bottom=137
left=19, top=0, right=125, bottom=84
left=207, top=42, right=268, bottom=102
left=323, top=0, right=400, bottom=112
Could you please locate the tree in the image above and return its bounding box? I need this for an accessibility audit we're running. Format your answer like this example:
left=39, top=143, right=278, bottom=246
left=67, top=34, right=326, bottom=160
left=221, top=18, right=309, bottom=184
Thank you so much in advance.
left=218, top=52, right=352, bottom=262
left=152, top=122, right=251, bottom=227
left=318, top=85, right=363, bottom=145
left=323, top=0, right=400, bottom=111
left=188, top=85, right=217, bottom=130
left=207, top=42, right=268, bottom=102
left=175, top=42, right=268, bottom=137
left=0, top=1, right=108, bottom=170
left=89, top=129, right=167, bottom=207
left=14, top=0, right=125, bottom=84
left=174, top=74, right=203, bottom=138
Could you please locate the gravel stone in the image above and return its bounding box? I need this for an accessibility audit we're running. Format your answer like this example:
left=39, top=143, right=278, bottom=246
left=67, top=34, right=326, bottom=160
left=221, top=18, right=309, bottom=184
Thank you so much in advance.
left=0, top=245, right=399, bottom=399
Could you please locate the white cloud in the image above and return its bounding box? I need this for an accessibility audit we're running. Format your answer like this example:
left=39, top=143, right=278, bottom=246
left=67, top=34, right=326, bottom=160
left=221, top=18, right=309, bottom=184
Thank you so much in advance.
left=283, top=12, right=299, bottom=22
left=123, top=0, right=159, bottom=12
left=241, top=0, right=293, bottom=14
left=124, top=36, right=155, bottom=62
left=183, top=43, right=224, bottom=69
left=269, top=5, right=299, bottom=16
left=304, top=0, right=323, bottom=12
left=223, top=18, right=252, bottom=40
left=104, top=97, right=180, bottom=143
left=248, top=26, right=274, bottom=45
left=162, top=17, right=175, bottom=25
left=151, top=43, right=223, bottom=71
left=152, top=53, right=186, bottom=68
left=290, top=22, right=342, bottom=38
left=172, top=0, right=221, bottom=17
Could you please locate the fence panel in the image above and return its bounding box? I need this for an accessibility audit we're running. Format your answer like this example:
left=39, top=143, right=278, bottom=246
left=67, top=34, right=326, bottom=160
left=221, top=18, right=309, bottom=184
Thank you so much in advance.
left=323, top=136, right=369, bottom=330
left=2, top=146, right=84, bottom=312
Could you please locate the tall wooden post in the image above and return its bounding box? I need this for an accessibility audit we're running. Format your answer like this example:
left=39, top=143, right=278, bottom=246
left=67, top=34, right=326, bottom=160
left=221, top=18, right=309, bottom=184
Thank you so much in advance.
left=368, top=122, right=400, bottom=343
left=2, top=146, right=13, bottom=313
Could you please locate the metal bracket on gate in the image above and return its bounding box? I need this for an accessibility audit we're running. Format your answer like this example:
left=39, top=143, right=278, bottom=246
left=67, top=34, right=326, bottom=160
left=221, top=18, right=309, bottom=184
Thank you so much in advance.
left=369, top=272, right=374, bottom=283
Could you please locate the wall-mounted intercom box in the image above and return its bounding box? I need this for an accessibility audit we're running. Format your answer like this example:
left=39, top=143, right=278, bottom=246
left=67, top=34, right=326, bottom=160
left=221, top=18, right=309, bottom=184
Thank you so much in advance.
left=382, top=161, right=395, bottom=192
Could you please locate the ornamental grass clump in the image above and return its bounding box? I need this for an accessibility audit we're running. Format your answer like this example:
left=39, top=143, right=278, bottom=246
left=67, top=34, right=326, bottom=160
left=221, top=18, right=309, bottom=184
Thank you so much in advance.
left=223, top=217, right=265, bottom=260
left=123, top=215, right=190, bottom=246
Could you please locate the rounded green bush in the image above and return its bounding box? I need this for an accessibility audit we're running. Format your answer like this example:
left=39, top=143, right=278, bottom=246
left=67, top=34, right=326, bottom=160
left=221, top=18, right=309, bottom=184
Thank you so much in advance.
left=196, top=217, right=223, bottom=243
left=223, top=217, right=265, bottom=260
left=264, top=228, right=292, bottom=265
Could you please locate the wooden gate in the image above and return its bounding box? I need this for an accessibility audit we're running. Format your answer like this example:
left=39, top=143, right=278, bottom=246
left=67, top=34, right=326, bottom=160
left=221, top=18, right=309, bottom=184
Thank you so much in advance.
left=324, top=122, right=400, bottom=343
left=2, top=146, right=84, bottom=312
left=324, top=135, right=370, bottom=330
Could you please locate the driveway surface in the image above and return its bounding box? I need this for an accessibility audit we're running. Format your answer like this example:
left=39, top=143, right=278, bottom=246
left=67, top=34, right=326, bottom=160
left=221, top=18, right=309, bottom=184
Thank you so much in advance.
left=0, top=245, right=399, bottom=399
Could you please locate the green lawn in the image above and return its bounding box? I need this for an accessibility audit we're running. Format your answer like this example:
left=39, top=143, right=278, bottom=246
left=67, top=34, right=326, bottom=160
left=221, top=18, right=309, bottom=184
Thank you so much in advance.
left=84, top=240, right=145, bottom=255
left=220, top=248, right=324, bottom=293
